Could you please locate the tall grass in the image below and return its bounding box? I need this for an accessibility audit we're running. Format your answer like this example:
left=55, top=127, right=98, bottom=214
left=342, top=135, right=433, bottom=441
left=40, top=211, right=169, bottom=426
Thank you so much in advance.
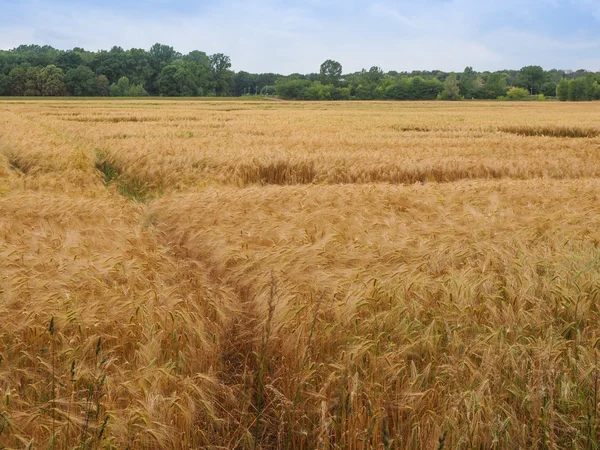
left=2, top=98, right=600, bottom=448
left=25, top=100, right=600, bottom=192
left=148, top=180, right=600, bottom=448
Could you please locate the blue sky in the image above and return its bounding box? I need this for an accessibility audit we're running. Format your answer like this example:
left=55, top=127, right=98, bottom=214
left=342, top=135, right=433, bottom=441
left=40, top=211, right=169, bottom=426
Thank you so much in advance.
left=1, top=0, right=599, bottom=73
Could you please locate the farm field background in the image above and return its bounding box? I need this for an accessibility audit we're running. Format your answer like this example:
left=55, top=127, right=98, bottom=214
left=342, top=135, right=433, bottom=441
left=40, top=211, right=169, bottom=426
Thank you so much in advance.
left=2, top=99, right=600, bottom=449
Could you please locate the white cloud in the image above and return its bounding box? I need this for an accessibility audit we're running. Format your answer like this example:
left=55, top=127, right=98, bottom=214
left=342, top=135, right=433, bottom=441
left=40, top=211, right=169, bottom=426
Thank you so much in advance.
left=368, top=3, right=419, bottom=29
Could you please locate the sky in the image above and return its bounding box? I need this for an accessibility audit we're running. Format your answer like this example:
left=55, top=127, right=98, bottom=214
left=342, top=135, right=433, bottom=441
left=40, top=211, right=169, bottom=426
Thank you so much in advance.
left=1, top=0, right=599, bottom=74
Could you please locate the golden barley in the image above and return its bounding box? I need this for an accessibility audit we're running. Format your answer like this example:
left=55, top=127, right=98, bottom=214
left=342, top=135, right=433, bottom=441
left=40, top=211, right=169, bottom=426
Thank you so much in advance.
left=2, top=98, right=600, bottom=449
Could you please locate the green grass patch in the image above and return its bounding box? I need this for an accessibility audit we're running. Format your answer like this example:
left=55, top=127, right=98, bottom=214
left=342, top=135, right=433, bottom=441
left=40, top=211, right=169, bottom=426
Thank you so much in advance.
left=94, top=148, right=153, bottom=202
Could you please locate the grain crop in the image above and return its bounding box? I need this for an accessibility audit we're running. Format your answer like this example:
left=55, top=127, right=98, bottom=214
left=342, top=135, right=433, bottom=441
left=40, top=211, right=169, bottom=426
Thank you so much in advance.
left=2, top=98, right=600, bottom=449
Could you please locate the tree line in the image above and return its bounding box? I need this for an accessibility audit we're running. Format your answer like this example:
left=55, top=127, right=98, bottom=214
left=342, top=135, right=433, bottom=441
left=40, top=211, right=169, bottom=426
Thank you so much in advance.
left=0, top=44, right=599, bottom=101
left=275, top=62, right=600, bottom=101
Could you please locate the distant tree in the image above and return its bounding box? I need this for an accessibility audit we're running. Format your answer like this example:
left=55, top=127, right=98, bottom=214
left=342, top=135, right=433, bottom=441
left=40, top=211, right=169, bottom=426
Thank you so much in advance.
left=149, top=43, right=179, bottom=68
left=233, top=70, right=257, bottom=96
left=24, top=67, right=43, bottom=96
left=40, top=65, right=66, bottom=96
left=480, top=73, right=507, bottom=99
left=158, top=62, right=200, bottom=96
left=94, top=46, right=127, bottom=84
left=66, top=66, right=96, bottom=96
left=0, top=51, right=21, bottom=77
left=182, top=51, right=212, bottom=94
left=304, top=81, right=327, bottom=100
left=0, top=74, right=9, bottom=95
left=55, top=51, right=83, bottom=72
left=176, top=62, right=200, bottom=96
left=546, top=69, right=566, bottom=84
left=506, top=87, right=529, bottom=100
left=517, top=66, right=547, bottom=95
left=8, top=67, right=27, bottom=95
left=209, top=53, right=233, bottom=96
left=438, top=73, right=461, bottom=100
left=556, top=78, right=569, bottom=101
left=459, top=66, right=477, bottom=98
left=13, top=44, right=58, bottom=67
left=128, top=83, right=148, bottom=97
left=540, top=81, right=557, bottom=97
left=256, top=73, right=280, bottom=94
left=184, top=50, right=210, bottom=67
left=148, top=43, right=181, bottom=93
left=408, top=76, right=444, bottom=100
left=593, top=81, right=600, bottom=100
left=275, top=78, right=311, bottom=99
left=384, top=78, right=410, bottom=100
left=354, top=83, right=377, bottom=100
left=568, top=77, right=592, bottom=101
left=124, top=48, right=153, bottom=88
left=95, top=75, right=110, bottom=96
left=364, top=66, right=384, bottom=85
left=157, top=65, right=180, bottom=96
left=111, top=76, right=131, bottom=96
left=319, top=59, right=342, bottom=86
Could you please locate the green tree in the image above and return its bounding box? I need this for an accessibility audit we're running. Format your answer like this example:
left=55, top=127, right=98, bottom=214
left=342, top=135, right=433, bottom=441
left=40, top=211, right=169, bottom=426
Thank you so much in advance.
left=175, top=62, right=202, bottom=96
left=556, top=78, right=569, bottom=101
left=506, top=87, right=529, bottom=100
left=24, top=67, right=43, bottom=96
left=8, top=67, right=27, bottom=95
left=157, top=62, right=199, bottom=96
left=40, top=65, right=66, bottom=96
left=354, top=83, right=377, bottom=100
left=255, top=73, right=279, bottom=95
left=148, top=43, right=181, bottom=94
left=184, top=50, right=210, bottom=67
left=157, top=65, right=180, bottom=96
left=275, top=78, right=311, bottom=99
left=480, top=73, right=507, bottom=99
left=95, top=75, right=110, bottom=96
left=55, top=50, right=83, bottom=72
left=384, top=78, right=410, bottom=100
left=111, top=76, right=131, bottom=96
left=0, top=51, right=21, bottom=78
left=0, top=74, right=9, bottom=95
left=319, top=59, right=342, bottom=86
left=459, top=66, right=477, bottom=98
left=364, top=66, right=383, bottom=85
left=149, top=43, right=179, bottom=69
left=128, top=83, right=148, bottom=97
left=124, top=48, right=153, bottom=89
left=232, top=71, right=257, bottom=96
left=66, top=66, right=96, bottom=96
left=438, top=73, right=461, bottom=100
left=593, top=81, right=600, bottom=100
left=517, top=66, right=547, bottom=95
left=184, top=51, right=212, bottom=93
left=209, top=53, right=233, bottom=96
left=94, top=46, right=127, bottom=84
left=567, top=77, right=592, bottom=101
left=408, top=77, right=444, bottom=100
left=540, top=82, right=557, bottom=97
left=13, top=44, right=58, bottom=67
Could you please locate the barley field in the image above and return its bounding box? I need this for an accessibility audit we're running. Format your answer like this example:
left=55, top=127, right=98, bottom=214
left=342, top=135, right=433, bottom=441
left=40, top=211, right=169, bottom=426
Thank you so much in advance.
left=1, top=99, right=600, bottom=449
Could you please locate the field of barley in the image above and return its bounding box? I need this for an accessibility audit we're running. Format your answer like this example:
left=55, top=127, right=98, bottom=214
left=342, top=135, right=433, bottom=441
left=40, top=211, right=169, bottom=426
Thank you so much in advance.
left=2, top=98, right=600, bottom=449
